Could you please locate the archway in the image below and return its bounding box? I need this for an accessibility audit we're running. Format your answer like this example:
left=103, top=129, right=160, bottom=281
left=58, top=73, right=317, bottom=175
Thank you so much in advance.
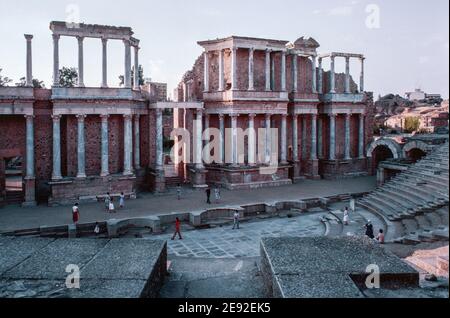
left=406, top=148, right=426, bottom=163
left=402, top=140, right=430, bottom=163
left=366, top=138, right=403, bottom=175
left=371, top=145, right=394, bottom=172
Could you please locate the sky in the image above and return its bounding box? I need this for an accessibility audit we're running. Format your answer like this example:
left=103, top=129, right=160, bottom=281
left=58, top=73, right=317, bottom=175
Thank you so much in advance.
left=0, top=0, right=448, bottom=99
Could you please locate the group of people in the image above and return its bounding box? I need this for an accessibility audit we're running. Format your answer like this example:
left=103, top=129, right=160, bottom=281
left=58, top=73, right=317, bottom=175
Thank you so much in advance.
left=342, top=206, right=384, bottom=244
left=103, top=192, right=126, bottom=213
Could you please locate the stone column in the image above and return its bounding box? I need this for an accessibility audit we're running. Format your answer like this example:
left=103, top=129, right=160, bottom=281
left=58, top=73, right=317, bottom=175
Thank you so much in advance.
left=52, top=34, right=60, bottom=87
left=329, top=114, right=336, bottom=160
left=317, top=57, right=323, bottom=94
left=329, top=55, right=336, bottom=93
left=231, top=47, right=237, bottom=91
left=292, top=54, right=298, bottom=93
left=281, top=114, right=287, bottom=164
left=248, top=48, right=254, bottom=91
left=248, top=114, right=256, bottom=166
left=311, top=114, right=317, bottom=160
left=345, top=56, right=351, bottom=94
left=281, top=51, right=286, bottom=91
left=124, top=40, right=132, bottom=88
left=134, top=115, right=140, bottom=169
left=271, top=55, right=275, bottom=90
left=76, top=115, right=87, bottom=178
left=360, top=57, right=365, bottom=92
left=101, top=38, right=108, bottom=88
left=123, top=114, right=133, bottom=175
left=317, top=116, right=323, bottom=159
left=204, top=114, right=210, bottom=162
left=77, top=36, right=84, bottom=87
left=359, top=114, right=365, bottom=158
left=344, top=113, right=351, bottom=160
left=265, top=114, right=271, bottom=163
left=311, top=56, right=317, bottom=93
left=156, top=109, right=164, bottom=170
left=134, top=46, right=140, bottom=90
left=302, top=116, right=307, bottom=159
left=25, top=115, right=34, bottom=178
left=219, top=114, right=225, bottom=164
left=100, top=115, right=109, bottom=177
left=265, top=49, right=271, bottom=91
left=52, top=115, right=62, bottom=180
left=25, top=35, right=33, bottom=87
left=292, top=114, right=299, bottom=162
left=203, top=50, right=209, bottom=92
left=231, top=114, right=238, bottom=166
left=195, top=109, right=204, bottom=169
left=218, top=50, right=224, bottom=91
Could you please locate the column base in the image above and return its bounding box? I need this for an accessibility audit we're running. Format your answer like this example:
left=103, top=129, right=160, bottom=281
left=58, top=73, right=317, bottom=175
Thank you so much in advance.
left=23, top=177, right=36, bottom=207
left=100, top=172, right=110, bottom=177
left=52, top=175, right=63, bottom=181
left=76, top=174, right=87, bottom=179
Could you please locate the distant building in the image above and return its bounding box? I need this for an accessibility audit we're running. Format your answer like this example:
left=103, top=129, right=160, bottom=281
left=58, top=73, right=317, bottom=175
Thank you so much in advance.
left=405, top=89, right=426, bottom=101
left=143, top=79, right=168, bottom=102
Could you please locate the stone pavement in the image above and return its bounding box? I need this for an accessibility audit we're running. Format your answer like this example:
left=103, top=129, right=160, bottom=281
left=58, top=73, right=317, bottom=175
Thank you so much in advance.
left=0, top=176, right=376, bottom=232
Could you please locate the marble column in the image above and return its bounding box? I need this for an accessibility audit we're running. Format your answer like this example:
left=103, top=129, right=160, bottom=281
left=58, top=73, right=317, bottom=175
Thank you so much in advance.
left=281, top=51, right=286, bottom=91
left=52, top=115, right=62, bottom=180
left=344, top=113, right=351, bottom=160
left=248, top=48, right=254, bottom=91
left=329, top=114, right=336, bottom=160
left=231, top=47, right=237, bottom=91
left=101, top=38, right=108, bottom=88
left=25, top=115, right=34, bottom=178
left=302, top=116, right=307, bottom=159
left=195, top=109, right=204, bottom=169
left=265, top=49, right=271, bottom=91
left=292, top=115, right=299, bottom=162
left=134, top=46, right=140, bottom=90
left=25, top=35, right=33, bottom=87
left=359, top=114, right=365, bottom=158
left=219, top=114, right=225, bottom=164
left=231, top=114, right=238, bottom=166
left=265, top=114, right=271, bottom=163
left=100, top=115, right=109, bottom=177
left=248, top=114, right=256, bottom=166
left=292, top=55, right=298, bottom=93
left=329, top=56, right=336, bottom=93
left=345, top=56, right=351, bottom=94
left=124, top=40, right=132, bottom=88
left=360, top=58, right=365, bottom=92
left=311, top=114, right=318, bottom=160
left=218, top=50, right=224, bottom=91
left=134, top=115, right=140, bottom=169
left=281, top=114, right=287, bottom=164
left=77, top=36, right=84, bottom=87
left=317, top=57, right=323, bottom=94
left=76, top=114, right=87, bottom=178
left=311, top=56, right=317, bottom=93
left=52, top=34, right=60, bottom=87
left=204, top=114, right=210, bottom=162
left=271, top=55, right=275, bottom=90
left=317, top=116, right=323, bottom=158
left=203, top=50, right=209, bottom=92
left=156, top=109, right=164, bottom=170
left=123, top=115, right=133, bottom=175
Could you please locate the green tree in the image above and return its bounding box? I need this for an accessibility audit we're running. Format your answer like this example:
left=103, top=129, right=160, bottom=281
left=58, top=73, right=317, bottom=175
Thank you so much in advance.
left=59, top=67, right=78, bottom=88
left=0, top=68, right=12, bottom=87
left=15, top=77, right=45, bottom=88
left=119, top=65, right=144, bottom=87
left=403, top=117, right=421, bottom=133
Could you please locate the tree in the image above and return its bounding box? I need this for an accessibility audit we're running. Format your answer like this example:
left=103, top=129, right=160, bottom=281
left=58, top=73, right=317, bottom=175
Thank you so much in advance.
left=119, top=65, right=144, bottom=87
left=59, top=67, right=78, bottom=88
left=0, top=68, right=12, bottom=87
left=403, top=117, right=421, bottom=133
left=15, top=77, right=45, bottom=88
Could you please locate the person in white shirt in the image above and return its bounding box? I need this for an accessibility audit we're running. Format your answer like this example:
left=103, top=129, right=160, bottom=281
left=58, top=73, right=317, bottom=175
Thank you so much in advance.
left=232, top=211, right=240, bottom=230
left=72, top=203, right=80, bottom=224
left=109, top=199, right=115, bottom=213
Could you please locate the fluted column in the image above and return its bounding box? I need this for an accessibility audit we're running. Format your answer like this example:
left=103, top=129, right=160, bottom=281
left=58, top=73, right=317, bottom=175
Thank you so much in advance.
left=218, top=50, right=224, bottom=91
left=25, top=35, right=33, bottom=87
left=292, top=114, right=299, bottom=162
left=265, top=49, right=271, bottom=91
left=344, top=113, right=351, bottom=160
left=134, top=46, right=140, bottom=90
left=124, top=40, right=132, bottom=88
left=360, top=58, right=365, bottom=92
left=292, top=55, right=298, bottom=93
left=52, top=34, right=60, bottom=87
left=231, top=114, right=238, bottom=166
left=101, top=38, right=108, bottom=88
left=311, top=56, right=317, bottom=93
left=100, top=115, right=109, bottom=177
left=134, top=115, right=140, bottom=169
left=302, top=116, right=307, bottom=159
left=204, top=114, right=210, bottom=162
left=25, top=115, right=34, bottom=178
left=248, top=48, right=254, bottom=91
left=317, top=116, right=323, bottom=158
left=345, top=56, right=351, bottom=94
left=219, top=114, right=225, bottom=164
left=281, top=51, right=286, bottom=91
left=203, top=50, right=209, bottom=92
left=359, top=114, right=365, bottom=158
left=77, top=36, right=84, bottom=87
left=330, top=55, right=336, bottom=93
left=231, top=47, right=237, bottom=91
left=281, top=114, right=287, bottom=164
left=156, top=109, right=164, bottom=170
left=248, top=114, right=256, bottom=166
left=76, top=114, right=87, bottom=178
left=123, top=114, right=133, bottom=175
left=311, top=114, right=317, bottom=160
left=317, top=57, right=323, bottom=94
left=265, top=114, right=271, bottom=163
left=329, top=114, right=336, bottom=160
left=52, top=115, right=62, bottom=180
left=195, top=109, right=204, bottom=169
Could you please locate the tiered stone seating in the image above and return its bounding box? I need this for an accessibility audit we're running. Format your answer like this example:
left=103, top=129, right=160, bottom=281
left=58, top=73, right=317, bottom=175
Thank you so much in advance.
left=358, top=142, right=449, bottom=243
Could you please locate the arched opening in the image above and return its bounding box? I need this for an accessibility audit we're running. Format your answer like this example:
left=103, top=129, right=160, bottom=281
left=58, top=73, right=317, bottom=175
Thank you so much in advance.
left=406, top=148, right=426, bottom=163
left=2, top=156, right=24, bottom=205
left=371, top=145, right=394, bottom=172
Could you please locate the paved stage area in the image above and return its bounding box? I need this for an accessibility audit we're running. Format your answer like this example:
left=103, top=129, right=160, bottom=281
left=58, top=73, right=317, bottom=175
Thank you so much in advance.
left=0, top=176, right=376, bottom=233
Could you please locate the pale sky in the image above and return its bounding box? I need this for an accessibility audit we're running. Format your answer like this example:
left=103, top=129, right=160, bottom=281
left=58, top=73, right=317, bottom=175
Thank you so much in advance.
left=0, top=0, right=448, bottom=99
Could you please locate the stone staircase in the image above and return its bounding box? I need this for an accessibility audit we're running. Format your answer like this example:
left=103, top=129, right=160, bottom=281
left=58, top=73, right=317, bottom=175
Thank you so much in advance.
left=358, top=142, right=449, bottom=244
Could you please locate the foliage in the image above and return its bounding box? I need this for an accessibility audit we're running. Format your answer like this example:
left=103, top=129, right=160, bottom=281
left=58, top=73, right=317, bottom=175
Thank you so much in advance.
left=15, top=77, right=45, bottom=88
left=0, top=68, right=12, bottom=87
left=119, top=65, right=144, bottom=87
left=403, top=117, right=421, bottom=133
left=59, top=67, right=78, bottom=88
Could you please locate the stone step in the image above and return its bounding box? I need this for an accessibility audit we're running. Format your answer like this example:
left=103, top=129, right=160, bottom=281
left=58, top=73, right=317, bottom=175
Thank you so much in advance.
left=432, top=229, right=450, bottom=240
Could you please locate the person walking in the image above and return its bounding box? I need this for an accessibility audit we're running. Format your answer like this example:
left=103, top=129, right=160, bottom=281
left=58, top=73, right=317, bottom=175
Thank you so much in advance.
left=104, top=192, right=111, bottom=212
left=94, top=222, right=100, bottom=236
left=176, top=184, right=182, bottom=200
left=108, top=198, right=116, bottom=214
left=343, top=207, right=350, bottom=226
left=214, top=187, right=221, bottom=204
left=364, top=220, right=375, bottom=239
left=206, top=187, right=211, bottom=204
left=376, top=229, right=385, bottom=244
left=72, top=203, right=80, bottom=225
left=171, top=217, right=183, bottom=240
left=232, top=211, right=240, bottom=230
left=119, top=192, right=125, bottom=209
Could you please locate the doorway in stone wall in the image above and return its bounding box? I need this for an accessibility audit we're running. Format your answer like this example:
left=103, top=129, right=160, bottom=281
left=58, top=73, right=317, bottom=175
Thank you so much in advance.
left=3, top=156, right=24, bottom=205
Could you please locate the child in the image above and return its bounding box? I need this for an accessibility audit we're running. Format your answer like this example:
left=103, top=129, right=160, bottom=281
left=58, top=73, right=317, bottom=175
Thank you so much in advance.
left=343, top=207, right=349, bottom=226
left=119, top=192, right=125, bottom=209
left=109, top=198, right=115, bottom=213
left=176, top=184, right=182, bottom=200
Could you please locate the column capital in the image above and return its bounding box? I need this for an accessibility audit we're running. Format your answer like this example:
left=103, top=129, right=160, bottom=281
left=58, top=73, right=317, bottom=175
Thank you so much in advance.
left=218, top=114, right=225, bottom=120
left=76, top=114, right=87, bottom=122
left=24, top=114, right=35, bottom=120
left=248, top=113, right=257, bottom=119
left=281, top=114, right=288, bottom=119
left=51, top=114, right=62, bottom=122
left=24, top=34, right=33, bottom=41
left=100, top=114, right=110, bottom=120
left=249, top=47, right=255, bottom=53
left=196, top=108, right=204, bottom=116
left=329, top=113, right=337, bottom=118
left=265, top=113, right=271, bottom=120
left=102, top=37, right=108, bottom=45
left=230, top=113, right=240, bottom=119
left=123, top=39, right=131, bottom=46
left=311, top=113, right=318, bottom=119
left=123, top=114, right=133, bottom=120
left=52, top=34, right=60, bottom=41
left=134, top=114, right=141, bottom=121
left=76, top=36, right=84, bottom=43
left=265, top=48, right=272, bottom=53
left=346, top=113, right=353, bottom=118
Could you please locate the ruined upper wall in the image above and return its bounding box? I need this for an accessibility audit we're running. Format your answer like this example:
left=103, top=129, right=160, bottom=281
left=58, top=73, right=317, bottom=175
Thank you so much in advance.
left=50, top=21, right=134, bottom=40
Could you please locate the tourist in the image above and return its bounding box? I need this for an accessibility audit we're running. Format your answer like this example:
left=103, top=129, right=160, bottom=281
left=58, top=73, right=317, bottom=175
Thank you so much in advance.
left=171, top=217, right=183, bottom=240
left=104, top=192, right=111, bottom=212
left=343, top=207, right=350, bottom=226
left=72, top=203, right=80, bottom=225
left=206, top=187, right=211, bottom=204
left=119, top=192, right=125, bottom=209
left=94, top=222, right=100, bottom=236
left=109, top=198, right=115, bottom=213
left=214, top=187, right=221, bottom=203
left=176, top=184, right=182, bottom=200
left=232, top=211, right=240, bottom=230
left=364, top=220, right=375, bottom=239
left=376, top=229, right=385, bottom=244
